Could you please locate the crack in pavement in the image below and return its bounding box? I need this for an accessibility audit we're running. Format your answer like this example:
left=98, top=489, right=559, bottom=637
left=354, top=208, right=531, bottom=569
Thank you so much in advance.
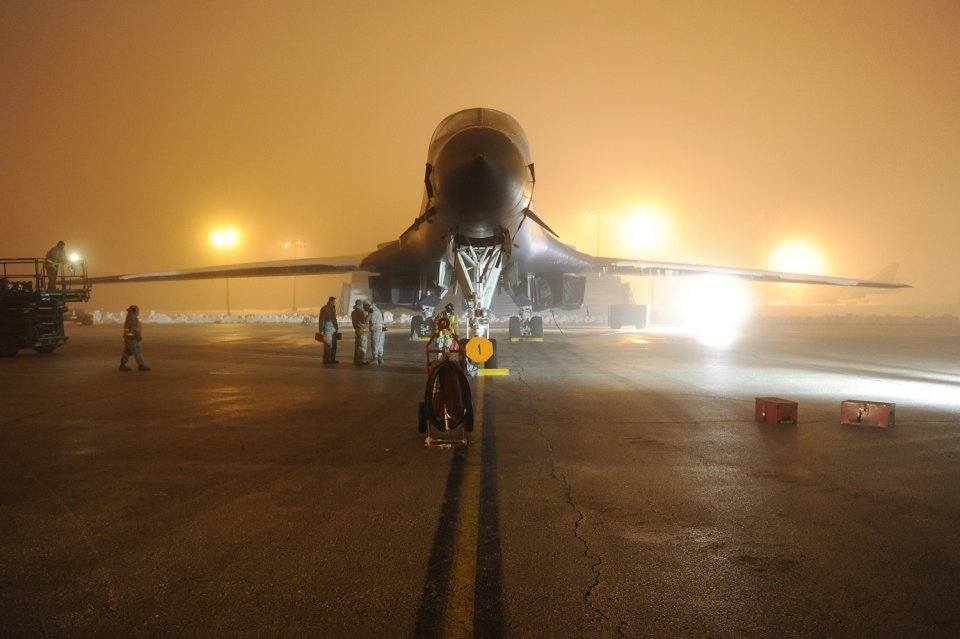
left=518, top=373, right=626, bottom=637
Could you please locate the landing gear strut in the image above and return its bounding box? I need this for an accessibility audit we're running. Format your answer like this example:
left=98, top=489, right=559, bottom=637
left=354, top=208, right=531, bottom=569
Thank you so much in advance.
left=445, top=233, right=508, bottom=372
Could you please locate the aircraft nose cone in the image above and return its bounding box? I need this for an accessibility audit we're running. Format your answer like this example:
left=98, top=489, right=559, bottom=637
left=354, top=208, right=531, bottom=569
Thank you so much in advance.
left=434, top=127, right=527, bottom=232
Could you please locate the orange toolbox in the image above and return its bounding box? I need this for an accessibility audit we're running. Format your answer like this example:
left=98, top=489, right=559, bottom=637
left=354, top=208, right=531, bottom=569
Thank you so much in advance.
left=755, top=397, right=798, bottom=424
left=840, top=400, right=896, bottom=428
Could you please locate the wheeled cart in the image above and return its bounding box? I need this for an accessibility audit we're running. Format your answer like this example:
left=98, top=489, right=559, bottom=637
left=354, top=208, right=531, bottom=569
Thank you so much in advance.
left=418, top=316, right=474, bottom=447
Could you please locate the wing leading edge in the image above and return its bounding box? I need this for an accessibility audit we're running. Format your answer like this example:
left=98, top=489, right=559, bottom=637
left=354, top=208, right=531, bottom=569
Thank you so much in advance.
left=588, top=255, right=911, bottom=289
left=89, top=254, right=367, bottom=284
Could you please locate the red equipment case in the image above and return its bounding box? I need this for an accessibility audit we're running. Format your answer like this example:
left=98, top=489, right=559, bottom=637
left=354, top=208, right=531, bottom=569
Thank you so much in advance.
left=755, top=397, right=798, bottom=425
left=840, top=400, right=895, bottom=428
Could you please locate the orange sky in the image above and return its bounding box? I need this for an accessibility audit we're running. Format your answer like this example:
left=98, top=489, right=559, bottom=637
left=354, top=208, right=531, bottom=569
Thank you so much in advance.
left=2, top=0, right=958, bottom=311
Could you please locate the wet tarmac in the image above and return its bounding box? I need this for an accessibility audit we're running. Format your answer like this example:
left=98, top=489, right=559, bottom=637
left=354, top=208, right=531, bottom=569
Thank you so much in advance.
left=2, top=319, right=959, bottom=638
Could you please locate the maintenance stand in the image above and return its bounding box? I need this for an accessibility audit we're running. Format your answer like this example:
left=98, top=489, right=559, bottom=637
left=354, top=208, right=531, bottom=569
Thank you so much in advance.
left=0, top=257, right=92, bottom=357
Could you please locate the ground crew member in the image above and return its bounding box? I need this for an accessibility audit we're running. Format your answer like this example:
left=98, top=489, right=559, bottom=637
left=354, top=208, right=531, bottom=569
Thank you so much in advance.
left=318, top=296, right=340, bottom=364
left=435, top=302, right=459, bottom=350
left=119, top=305, right=150, bottom=372
left=350, top=299, right=369, bottom=365
left=44, top=240, right=67, bottom=290
left=365, top=300, right=385, bottom=365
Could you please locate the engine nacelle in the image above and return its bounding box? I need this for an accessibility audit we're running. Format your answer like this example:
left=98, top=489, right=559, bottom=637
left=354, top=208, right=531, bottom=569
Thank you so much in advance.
left=369, top=273, right=444, bottom=309
left=530, top=274, right=586, bottom=311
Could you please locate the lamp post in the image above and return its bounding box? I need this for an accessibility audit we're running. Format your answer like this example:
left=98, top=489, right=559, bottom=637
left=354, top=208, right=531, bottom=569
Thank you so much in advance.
left=282, top=239, right=306, bottom=311
left=211, top=228, right=239, bottom=315
left=624, top=206, right=669, bottom=315
left=585, top=209, right=612, bottom=256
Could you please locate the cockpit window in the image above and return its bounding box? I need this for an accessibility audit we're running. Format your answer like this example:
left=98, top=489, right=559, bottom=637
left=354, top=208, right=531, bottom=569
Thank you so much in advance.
left=430, top=108, right=526, bottom=143
left=479, top=110, right=526, bottom=138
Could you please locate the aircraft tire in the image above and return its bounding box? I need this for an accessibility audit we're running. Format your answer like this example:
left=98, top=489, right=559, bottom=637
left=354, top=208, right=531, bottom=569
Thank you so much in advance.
left=0, top=334, right=20, bottom=357
left=530, top=315, right=544, bottom=338
left=509, top=316, right=521, bottom=339
left=485, top=338, right=498, bottom=369
left=417, top=401, right=427, bottom=434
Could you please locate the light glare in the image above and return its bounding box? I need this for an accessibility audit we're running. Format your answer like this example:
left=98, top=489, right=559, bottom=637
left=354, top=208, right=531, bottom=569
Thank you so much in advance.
left=211, top=228, right=239, bottom=248
left=770, top=240, right=825, bottom=275
left=664, top=275, right=751, bottom=348
left=621, top=206, right=668, bottom=252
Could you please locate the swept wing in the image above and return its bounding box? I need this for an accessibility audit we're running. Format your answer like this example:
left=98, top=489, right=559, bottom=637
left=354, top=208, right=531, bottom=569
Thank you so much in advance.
left=90, top=254, right=366, bottom=284
left=588, top=254, right=910, bottom=288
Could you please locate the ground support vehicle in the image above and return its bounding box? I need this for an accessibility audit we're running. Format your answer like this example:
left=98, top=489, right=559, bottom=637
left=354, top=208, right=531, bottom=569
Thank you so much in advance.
left=0, top=258, right=92, bottom=357
left=609, top=303, right=648, bottom=329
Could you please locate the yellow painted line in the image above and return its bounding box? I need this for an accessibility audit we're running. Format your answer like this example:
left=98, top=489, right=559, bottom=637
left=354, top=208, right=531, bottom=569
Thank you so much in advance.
left=478, top=368, right=509, bottom=376
left=442, top=380, right=484, bottom=638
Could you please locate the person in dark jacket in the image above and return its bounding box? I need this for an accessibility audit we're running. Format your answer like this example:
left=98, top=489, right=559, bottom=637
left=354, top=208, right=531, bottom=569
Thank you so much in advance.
left=44, top=240, right=67, bottom=290
left=318, top=296, right=340, bottom=364
left=119, top=305, right=150, bottom=372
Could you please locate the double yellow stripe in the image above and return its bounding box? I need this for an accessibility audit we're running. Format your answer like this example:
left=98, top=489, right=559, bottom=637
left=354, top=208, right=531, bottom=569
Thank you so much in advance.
left=442, top=379, right=484, bottom=638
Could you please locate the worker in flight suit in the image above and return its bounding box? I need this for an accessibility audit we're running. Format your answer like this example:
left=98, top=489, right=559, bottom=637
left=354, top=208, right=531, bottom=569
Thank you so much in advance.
left=44, top=240, right=67, bottom=290
left=364, top=300, right=385, bottom=365
left=318, top=296, right=340, bottom=364
left=119, top=305, right=150, bottom=372
left=351, top=300, right=369, bottom=365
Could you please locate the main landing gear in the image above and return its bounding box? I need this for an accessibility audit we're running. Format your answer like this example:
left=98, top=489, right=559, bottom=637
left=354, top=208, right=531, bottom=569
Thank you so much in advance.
left=508, top=307, right=544, bottom=342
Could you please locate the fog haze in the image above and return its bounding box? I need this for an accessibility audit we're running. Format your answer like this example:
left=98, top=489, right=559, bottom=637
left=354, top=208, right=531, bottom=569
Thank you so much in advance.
left=2, top=1, right=958, bottom=312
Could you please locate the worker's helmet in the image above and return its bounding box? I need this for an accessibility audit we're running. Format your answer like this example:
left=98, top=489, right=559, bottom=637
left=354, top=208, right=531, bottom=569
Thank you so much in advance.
left=354, top=300, right=363, bottom=309
left=445, top=303, right=454, bottom=313
left=127, top=305, right=139, bottom=313
left=57, top=240, right=65, bottom=247
left=327, top=296, right=336, bottom=303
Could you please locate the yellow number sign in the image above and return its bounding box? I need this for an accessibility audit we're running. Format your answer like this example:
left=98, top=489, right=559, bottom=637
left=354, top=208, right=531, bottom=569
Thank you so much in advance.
left=465, top=336, right=494, bottom=363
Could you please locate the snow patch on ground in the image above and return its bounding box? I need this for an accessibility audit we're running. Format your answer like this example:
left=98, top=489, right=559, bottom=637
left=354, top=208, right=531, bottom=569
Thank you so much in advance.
left=87, top=308, right=610, bottom=326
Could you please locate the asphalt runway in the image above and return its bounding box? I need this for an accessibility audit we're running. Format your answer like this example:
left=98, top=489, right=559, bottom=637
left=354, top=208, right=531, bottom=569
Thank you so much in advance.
left=2, top=318, right=959, bottom=638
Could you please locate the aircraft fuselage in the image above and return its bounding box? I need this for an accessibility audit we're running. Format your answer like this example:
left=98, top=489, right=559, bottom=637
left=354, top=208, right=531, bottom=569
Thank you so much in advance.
left=361, top=108, right=588, bottom=278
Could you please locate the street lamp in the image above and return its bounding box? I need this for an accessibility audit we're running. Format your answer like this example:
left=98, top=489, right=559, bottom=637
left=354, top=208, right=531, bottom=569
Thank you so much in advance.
left=622, top=205, right=669, bottom=314
left=211, top=228, right=239, bottom=315
left=281, top=239, right=306, bottom=311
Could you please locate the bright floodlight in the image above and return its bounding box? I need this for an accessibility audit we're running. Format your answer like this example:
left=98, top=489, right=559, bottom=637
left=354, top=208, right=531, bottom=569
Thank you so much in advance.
left=68, top=252, right=80, bottom=262
left=770, top=240, right=825, bottom=275
left=663, top=275, right=751, bottom=348
left=211, top=228, right=239, bottom=248
left=621, top=205, right=668, bottom=252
